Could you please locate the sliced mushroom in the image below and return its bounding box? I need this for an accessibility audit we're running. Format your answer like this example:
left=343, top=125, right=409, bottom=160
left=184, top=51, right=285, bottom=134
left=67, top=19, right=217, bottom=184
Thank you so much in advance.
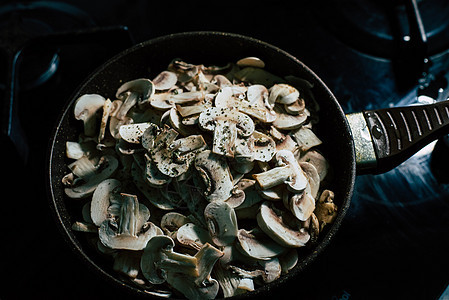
left=90, top=178, right=121, bottom=226
left=198, top=107, right=254, bottom=157
left=115, top=78, right=154, bottom=120
left=268, top=84, right=300, bottom=106
left=272, top=105, right=308, bottom=130
left=278, top=249, right=299, bottom=275
left=141, top=235, right=223, bottom=286
left=166, top=273, right=219, bottom=300
left=236, top=227, right=286, bottom=260
left=160, top=212, right=190, bottom=235
left=283, top=190, right=315, bottom=222
left=204, top=201, right=238, bottom=246
left=151, top=132, right=206, bottom=178
left=73, top=94, right=106, bottom=137
left=298, top=150, right=329, bottom=182
left=152, top=71, right=178, bottom=90
left=119, top=122, right=155, bottom=144
left=64, top=155, right=119, bottom=199
left=236, top=57, right=265, bottom=68
left=98, top=193, right=159, bottom=250
left=253, top=149, right=308, bottom=193
left=177, top=223, right=213, bottom=251
left=314, top=190, right=338, bottom=230
left=257, top=201, right=310, bottom=248
left=290, top=126, right=322, bottom=152
left=194, top=150, right=234, bottom=202
left=98, top=98, right=112, bottom=142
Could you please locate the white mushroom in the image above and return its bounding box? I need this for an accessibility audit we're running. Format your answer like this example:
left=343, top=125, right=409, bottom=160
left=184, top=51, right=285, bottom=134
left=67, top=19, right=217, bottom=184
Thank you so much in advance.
left=64, top=155, right=119, bottom=199
left=204, top=201, right=238, bottom=247
left=152, top=71, right=178, bottom=90
left=98, top=193, right=160, bottom=250
left=283, top=190, right=315, bottom=222
left=115, top=78, right=154, bottom=120
left=73, top=94, right=106, bottom=137
left=140, top=235, right=223, bottom=287
left=290, top=126, right=322, bottom=152
left=194, top=150, right=234, bottom=202
left=177, top=223, right=213, bottom=250
left=90, top=178, right=121, bottom=226
left=236, top=227, right=286, bottom=260
left=252, top=149, right=308, bottom=193
left=198, top=107, right=254, bottom=157
left=257, top=201, right=310, bottom=248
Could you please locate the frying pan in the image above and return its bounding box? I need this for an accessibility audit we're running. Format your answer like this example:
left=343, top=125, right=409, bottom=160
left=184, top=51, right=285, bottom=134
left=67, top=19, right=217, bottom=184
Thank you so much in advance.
left=47, top=31, right=449, bottom=298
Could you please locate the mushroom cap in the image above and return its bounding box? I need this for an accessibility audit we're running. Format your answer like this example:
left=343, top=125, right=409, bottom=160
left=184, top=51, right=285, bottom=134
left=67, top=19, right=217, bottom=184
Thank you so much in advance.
left=194, top=150, right=234, bottom=202
left=257, top=201, right=310, bottom=248
left=141, top=235, right=175, bottom=284
left=119, top=122, right=155, bottom=144
left=73, top=94, right=106, bottom=136
left=64, top=155, right=119, bottom=199
left=236, top=227, right=286, bottom=260
left=204, top=201, right=238, bottom=247
left=90, top=178, right=121, bottom=226
left=116, top=78, right=154, bottom=100
left=152, top=71, right=178, bottom=90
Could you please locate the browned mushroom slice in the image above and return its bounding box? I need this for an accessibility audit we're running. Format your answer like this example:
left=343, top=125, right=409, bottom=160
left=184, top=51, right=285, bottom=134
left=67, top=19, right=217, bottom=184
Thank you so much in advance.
left=314, top=190, right=338, bottom=230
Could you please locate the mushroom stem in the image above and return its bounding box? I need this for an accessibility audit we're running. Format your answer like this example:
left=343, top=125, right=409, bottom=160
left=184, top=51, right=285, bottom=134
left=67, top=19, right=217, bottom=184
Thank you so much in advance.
left=118, top=194, right=140, bottom=237
left=252, top=165, right=291, bottom=189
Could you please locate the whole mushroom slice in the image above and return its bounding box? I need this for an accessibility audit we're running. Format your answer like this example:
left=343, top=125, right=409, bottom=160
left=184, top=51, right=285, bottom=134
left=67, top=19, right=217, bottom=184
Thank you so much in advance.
left=283, top=190, right=316, bottom=222
left=177, top=223, right=213, bottom=250
left=298, top=150, right=329, bottom=182
left=252, top=149, right=308, bottom=193
left=152, top=70, right=178, bottom=90
left=236, top=227, right=287, bottom=260
left=257, top=201, right=310, bottom=248
left=198, top=107, right=254, bottom=157
left=272, top=105, right=308, bottom=130
left=98, top=193, right=157, bottom=250
left=268, top=84, right=300, bottom=106
left=115, top=78, right=154, bottom=120
left=194, top=150, right=234, bottom=202
left=90, top=178, right=121, bottom=226
left=119, top=122, right=156, bottom=144
left=74, top=94, right=106, bottom=137
left=204, top=201, right=238, bottom=247
left=141, top=235, right=223, bottom=285
left=64, top=155, right=119, bottom=199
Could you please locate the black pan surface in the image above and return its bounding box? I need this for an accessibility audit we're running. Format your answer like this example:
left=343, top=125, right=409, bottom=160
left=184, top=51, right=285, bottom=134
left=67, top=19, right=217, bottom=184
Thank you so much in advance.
left=48, top=31, right=355, bottom=298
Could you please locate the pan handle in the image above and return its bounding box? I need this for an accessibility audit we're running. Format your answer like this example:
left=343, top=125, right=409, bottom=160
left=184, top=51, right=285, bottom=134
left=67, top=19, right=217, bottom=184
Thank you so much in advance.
left=347, top=99, right=449, bottom=174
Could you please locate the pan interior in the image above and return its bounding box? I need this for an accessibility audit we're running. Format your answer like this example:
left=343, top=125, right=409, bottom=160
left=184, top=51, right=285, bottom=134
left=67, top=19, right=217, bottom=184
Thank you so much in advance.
left=48, top=31, right=355, bottom=297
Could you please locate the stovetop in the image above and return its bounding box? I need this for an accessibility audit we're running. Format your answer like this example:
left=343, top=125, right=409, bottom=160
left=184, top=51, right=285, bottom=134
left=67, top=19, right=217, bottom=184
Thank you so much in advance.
left=2, top=1, right=449, bottom=299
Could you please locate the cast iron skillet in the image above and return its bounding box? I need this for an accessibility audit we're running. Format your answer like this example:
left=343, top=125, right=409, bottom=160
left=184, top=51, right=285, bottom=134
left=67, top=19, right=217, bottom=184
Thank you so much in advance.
left=47, top=31, right=449, bottom=298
